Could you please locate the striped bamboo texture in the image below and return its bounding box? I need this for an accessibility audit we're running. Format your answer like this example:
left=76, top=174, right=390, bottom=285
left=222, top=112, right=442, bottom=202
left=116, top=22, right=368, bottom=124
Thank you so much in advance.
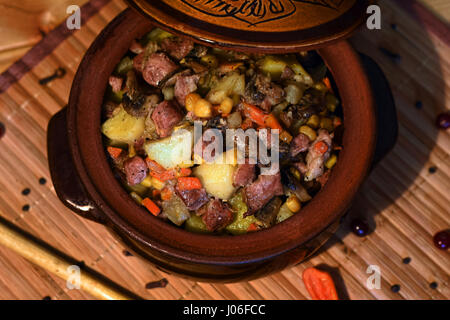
left=0, top=0, right=448, bottom=300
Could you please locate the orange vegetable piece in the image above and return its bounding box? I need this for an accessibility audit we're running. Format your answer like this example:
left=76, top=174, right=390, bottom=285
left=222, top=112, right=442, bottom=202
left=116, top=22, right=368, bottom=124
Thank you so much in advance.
left=247, top=223, right=259, bottom=232
left=314, top=141, right=329, bottom=155
left=264, top=114, right=283, bottom=131
left=142, top=198, right=161, bottom=216
left=242, top=102, right=267, bottom=127
left=302, top=267, right=338, bottom=300
left=323, top=77, right=333, bottom=93
left=161, top=187, right=173, bottom=201
left=177, top=167, right=192, bottom=177
left=107, top=146, right=122, bottom=159
left=177, top=177, right=202, bottom=191
left=145, top=158, right=165, bottom=174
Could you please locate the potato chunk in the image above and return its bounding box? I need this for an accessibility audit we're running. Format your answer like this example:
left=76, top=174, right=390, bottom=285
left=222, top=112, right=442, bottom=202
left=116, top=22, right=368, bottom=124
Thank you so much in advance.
left=207, top=72, right=245, bottom=104
left=144, top=127, right=193, bottom=169
left=101, top=106, right=145, bottom=143
left=193, top=162, right=236, bottom=200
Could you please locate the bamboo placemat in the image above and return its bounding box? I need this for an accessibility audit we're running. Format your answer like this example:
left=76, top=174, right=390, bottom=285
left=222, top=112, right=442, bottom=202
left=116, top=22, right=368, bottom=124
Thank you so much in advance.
left=0, top=0, right=448, bottom=300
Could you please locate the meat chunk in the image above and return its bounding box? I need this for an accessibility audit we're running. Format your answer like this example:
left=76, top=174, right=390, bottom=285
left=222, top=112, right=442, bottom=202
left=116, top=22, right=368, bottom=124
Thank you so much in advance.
left=108, top=76, right=123, bottom=93
left=176, top=188, right=209, bottom=211
left=305, top=129, right=333, bottom=181
left=281, top=66, right=295, bottom=80
left=233, top=163, right=256, bottom=187
left=142, top=53, right=178, bottom=87
left=244, top=73, right=284, bottom=112
left=151, top=100, right=184, bottom=138
left=124, top=156, right=148, bottom=186
left=290, top=133, right=310, bottom=157
left=201, top=199, right=234, bottom=231
left=245, top=172, right=284, bottom=214
left=175, top=74, right=200, bottom=106
left=160, top=37, right=194, bottom=60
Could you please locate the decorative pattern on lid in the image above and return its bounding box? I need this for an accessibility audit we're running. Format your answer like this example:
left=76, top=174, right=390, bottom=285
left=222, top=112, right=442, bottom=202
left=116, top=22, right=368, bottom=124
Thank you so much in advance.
left=127, top=0, right=369, bottom=52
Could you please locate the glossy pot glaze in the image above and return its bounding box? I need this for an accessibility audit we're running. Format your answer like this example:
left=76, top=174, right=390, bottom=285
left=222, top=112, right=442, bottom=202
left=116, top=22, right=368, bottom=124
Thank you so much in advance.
left=48, top=8, right=396, bottom=282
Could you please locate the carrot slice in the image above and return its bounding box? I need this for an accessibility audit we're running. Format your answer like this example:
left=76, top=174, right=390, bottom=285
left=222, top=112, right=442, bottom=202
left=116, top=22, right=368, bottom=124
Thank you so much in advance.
left=107, top=146, right=122, bottom=159
left=177, top=177, right=202, bottom=191
left=264, top=114, right=283, bottom=131
left=314, top=141, right=329, bottom=155
left=302, top=267, right=338, bottom=300
left=242, top=102, right=267, bottom=127
left=323, top=77, right=333, bottom=93
left=247, top=223, right=259, bottom=232
left=177, top=167, right=192, bottom=177
left=145, top=158, right=165, bottom=174
left=142, top=198, right=161, bottom=216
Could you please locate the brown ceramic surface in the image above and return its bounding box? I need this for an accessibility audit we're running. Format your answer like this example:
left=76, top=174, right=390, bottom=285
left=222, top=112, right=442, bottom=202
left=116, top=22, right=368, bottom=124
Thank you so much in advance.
left=51, top=8, right=378, bottom=280
left=126, top=0, right=370, bottom=52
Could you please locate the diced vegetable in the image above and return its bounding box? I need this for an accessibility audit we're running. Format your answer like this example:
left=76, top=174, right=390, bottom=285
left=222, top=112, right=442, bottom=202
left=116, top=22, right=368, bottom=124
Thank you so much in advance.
left=226, top=191, right=258, bottom=235
left=151, top=177, right=165, bottom=190
left=200, top=54, right=218, bottom=68
left=302, top=267, right=339, bottom=300
left=102, top=106, right=145, bottom=143
left=207, top=72, right=245, bottom=104
left=193, top=99, right=213, bottom=118
left=185, top=93, right=201, bottom=112
left=125, top=183, right=148, bottom=197
left=265, top=114, right=283, bottom=131
left=320, top=117, right=334, bottom=132
left=162, top=195, right=190, bottom=226
left=143, top=28, right=173, bottom=44
left=285, top=82, right=305, bottom=105
left=280, top=130, right=293, bottom=144
left=258, top=55, right=287, bottom=80
left=218, top=97, right=233, bottom=114
left=161, top=187, right=173, bottom=201
left=130, top=192, right=143, bottom=205
left=255, top=197, right=282, bottom=228
left=299, top=125, right=317, bottom=141
left=177, top=177, right=202, bottom=191
left=142, top=198, right=161, bottom=216
left=140, top=176, right=153, bottom=188
left=276, top=203, right=294, bottom=224
left=107, top=146, right=123, bottom=159
left=306, top=114, right=320, bottom=129
left=193, top=162, right=236, bottom=200
left=286, top=195, right=301, bottom=213
left=114, top=56, right=133, bottom=76
left=325, top=154, right=337, bottom=169
left=162, top=86, right=175, bottom=101
left=185, top=215, right=211, bottom=234
left=325, top=93, right=339, bottom=113
left=314, top=141, right=328, bottom=155
left=227, top=111, right=242, bottom=129
left=247, top=223, right=259, bottom=232
left=242, top=102, right=267, bottom=127
left=144, top=127, right=194, bottom=169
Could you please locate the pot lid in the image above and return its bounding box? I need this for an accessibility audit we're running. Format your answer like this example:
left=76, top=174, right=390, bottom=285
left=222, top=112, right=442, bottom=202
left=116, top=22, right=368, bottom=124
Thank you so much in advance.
left=126, top=0, right=370, bottom=52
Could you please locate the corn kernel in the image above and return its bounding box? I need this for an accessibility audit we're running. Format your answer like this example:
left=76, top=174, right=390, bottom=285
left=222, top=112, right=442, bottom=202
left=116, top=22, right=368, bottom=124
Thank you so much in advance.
left=130, top=192, right=143, bottom=205
left=306, top=114, right=320, bottom=129
left=151, top=177, right=165, bottom=190
left=325, top=154, right=337, bottom=169
left=299, top=125, right=317, bottom=141
left=286, top=195, right=301, bottom=213
left=185, top=93, right=201, bottom=112
left=140, top=176, right=153, bottom=188
left=290, top=167, right=301, bottom=180
left=280, top=130, right=293, bottom=144
left=320, top=117, right=334, bottom=132
left=194, top=99, right=213, bottom=118
left=128, top=143, right=136, bottom=158
left=218, top=97, right=233, bottom=114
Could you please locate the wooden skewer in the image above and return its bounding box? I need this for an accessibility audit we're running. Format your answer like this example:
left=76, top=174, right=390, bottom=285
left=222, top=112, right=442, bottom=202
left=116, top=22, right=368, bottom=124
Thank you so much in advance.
left=0, top=217, right=137, bottom=300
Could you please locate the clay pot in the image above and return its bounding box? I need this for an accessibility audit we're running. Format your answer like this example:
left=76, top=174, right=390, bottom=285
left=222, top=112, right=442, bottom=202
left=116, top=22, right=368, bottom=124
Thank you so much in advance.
left=48, top=8, right=397, bottom=282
